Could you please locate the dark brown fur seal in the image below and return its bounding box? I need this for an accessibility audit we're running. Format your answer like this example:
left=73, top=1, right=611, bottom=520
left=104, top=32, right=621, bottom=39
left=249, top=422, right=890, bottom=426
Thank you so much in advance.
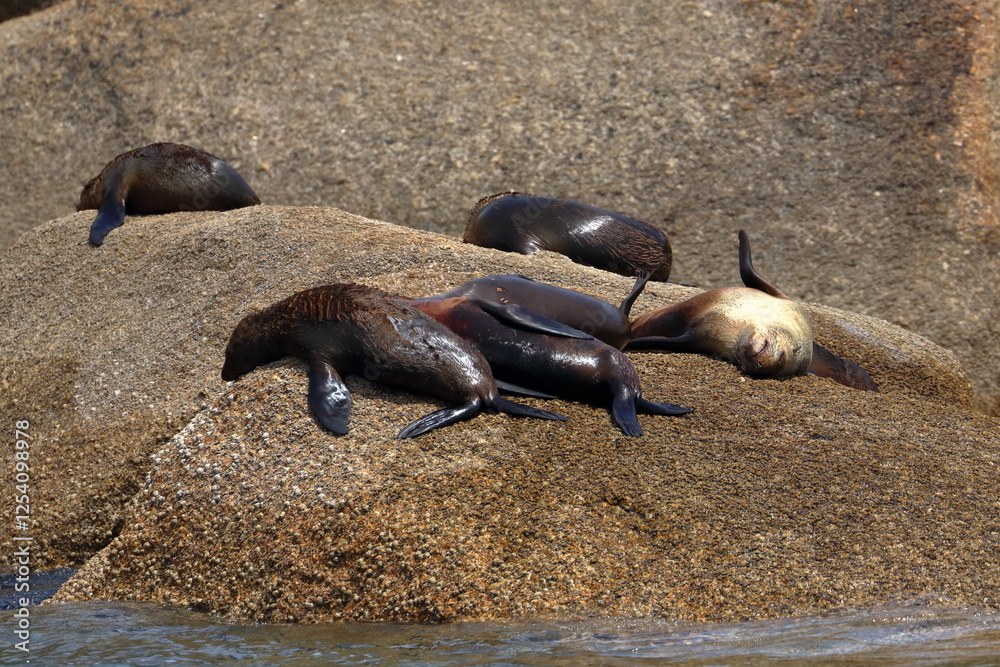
left=463, top=192, right=672, bottom=281
left=408, top=296, right=693, bottom=436
left=221, top=283, right=567, bottom=438
left=414, top=272, right=650, bottom=350
left=78, top=142, right=261, bottom=245
left=628, top=231, right=877, bottom=391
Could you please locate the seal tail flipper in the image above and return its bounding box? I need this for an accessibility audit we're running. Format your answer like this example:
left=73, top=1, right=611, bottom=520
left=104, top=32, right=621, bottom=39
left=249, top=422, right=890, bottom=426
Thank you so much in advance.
left=738, top=230, right=789, bottom=298
left=491, top=395, right=567, bottom=421
left=619, top=271, right=653, bottom=319
left=636, top=396, right=695, bottom=416
left=495, top=380, right=560, bottom=400
left=88, top=191, right=128, bottom=246
left=809, top=343, right=878, bottom=392
left=307, top=358, right=352, bottom=434
left=476, top=300, right=594, bottom=339
left=624, top=331, right=702, bottom=352
left=611, top=392, right=643, bottom=437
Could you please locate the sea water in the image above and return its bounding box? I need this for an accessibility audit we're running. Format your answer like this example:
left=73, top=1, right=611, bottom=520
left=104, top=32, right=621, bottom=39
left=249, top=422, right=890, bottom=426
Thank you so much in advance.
left=3, top=571, right=1000, bottom=666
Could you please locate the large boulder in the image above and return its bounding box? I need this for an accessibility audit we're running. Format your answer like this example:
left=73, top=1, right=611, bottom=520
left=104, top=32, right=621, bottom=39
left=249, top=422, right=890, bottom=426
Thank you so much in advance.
left=1, top=206, right=994, bottom=623
left=0, top=0, right=998, bottom=416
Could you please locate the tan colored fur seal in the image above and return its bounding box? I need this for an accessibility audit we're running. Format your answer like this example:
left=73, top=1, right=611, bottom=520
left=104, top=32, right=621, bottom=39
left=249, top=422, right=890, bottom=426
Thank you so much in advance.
left=628, top=231, right=877, bottom=390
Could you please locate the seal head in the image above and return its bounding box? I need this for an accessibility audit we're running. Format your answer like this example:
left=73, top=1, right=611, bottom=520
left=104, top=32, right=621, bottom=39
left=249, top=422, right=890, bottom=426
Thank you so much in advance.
left=628, top=287, right=813, bottom=377
left=463, top=192, right=672, bottom=281
left=79, top=142, right=261, bottom=245
left=222, top=283, right=567, bottom=438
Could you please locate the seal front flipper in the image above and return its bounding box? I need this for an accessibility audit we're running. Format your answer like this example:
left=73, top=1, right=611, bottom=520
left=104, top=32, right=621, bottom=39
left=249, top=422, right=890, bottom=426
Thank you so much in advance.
left=611, top=392, right=643, bottom=437
left=88, top=189, right=128, bottom=246
left=809, top=343, right=878, bottom=392
left=476, top=300, right=594, bottom=339
left=495, top=380, right=560, bottom=400
left=307, top=358, right=352, bottom=434
left=635, top=397, right=694, bottom=417
left=624, top=331, right=702, bottom=352
left=618, top=271, right=652, bottom=319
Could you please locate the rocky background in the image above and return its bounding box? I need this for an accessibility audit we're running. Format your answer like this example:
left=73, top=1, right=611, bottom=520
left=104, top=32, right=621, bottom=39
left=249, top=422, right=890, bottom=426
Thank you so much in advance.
left=0, top=207, right=992, bottom=624
left=0, top=0, right=998, bottom=416
left=2, top=0, right=1000, bottom=624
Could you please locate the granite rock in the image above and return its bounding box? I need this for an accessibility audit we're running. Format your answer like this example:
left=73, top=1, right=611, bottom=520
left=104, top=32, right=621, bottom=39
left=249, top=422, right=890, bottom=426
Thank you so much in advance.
left=0, top=206, right=993, bottom=622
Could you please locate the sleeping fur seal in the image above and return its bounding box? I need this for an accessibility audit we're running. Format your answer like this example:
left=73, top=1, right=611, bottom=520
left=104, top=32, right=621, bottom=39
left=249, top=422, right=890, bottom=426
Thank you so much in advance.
left=463, top=192, right=672, bottom=281
left=78, top=142, right=261, bottom=245
left=628, top=231, right=877, bottom=391
left=419, top=272, right=650, bottom=349
left=221, top=283, right=568, bottom=438
left=408, top=296, right=693, bottom=436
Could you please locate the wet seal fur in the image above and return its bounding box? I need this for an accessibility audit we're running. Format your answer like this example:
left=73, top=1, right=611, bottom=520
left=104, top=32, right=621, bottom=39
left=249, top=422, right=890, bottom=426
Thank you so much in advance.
left=221, top=283, right=567, bottom=438
left=463, top=192, right=673, bottom=281
left=628, top=231, right=877, bottom=391
left=423, top=272, right=651, bottom=350
left=78, top=142, right=261, bottom=246
left=408, top=295, right=693, bottom=436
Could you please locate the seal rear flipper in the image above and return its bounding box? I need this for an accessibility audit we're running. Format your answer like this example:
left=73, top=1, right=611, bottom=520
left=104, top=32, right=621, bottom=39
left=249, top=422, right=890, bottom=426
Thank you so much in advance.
left=618, top=271, right=653, bottom=319
left=624, top=332, right=701, bottom=352
left=397, top=402, right=483, bottom=439
left=491, top=395, right=567, bottom=421
left=611, top=392, right=643, bottom=437
left=809, top=343, right=878, bottom=392
left=307, top=359, right=352, bottom=434
left=88, top=193, right=128, bottom=246
left=476, top=300, right=594, bottom=339
left=495, top=380, right=560, bottom=399
left=635, top=397, right=695, bottom=416
left=738, top=230, right=789, bottom=298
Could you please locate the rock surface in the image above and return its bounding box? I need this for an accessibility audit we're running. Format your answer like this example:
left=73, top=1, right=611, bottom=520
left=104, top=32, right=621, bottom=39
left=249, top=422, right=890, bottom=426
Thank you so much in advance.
left=0, top=0, right=998, bottom=416
left=1, top=206, right=995, bottom=623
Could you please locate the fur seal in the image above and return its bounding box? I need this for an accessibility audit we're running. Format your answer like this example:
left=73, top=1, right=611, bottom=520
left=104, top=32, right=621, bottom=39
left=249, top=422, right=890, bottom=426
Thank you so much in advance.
left=221, top=283, right=568, bottom=438
left=414, top=272, right=650, bottom=350
left=463, top=192, right=673, bottom=281
left=408, top=296, right=693, bottom=436
left=627, top=231, right=876, bottom=391
left=78, top=142, right=261, bottom=245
